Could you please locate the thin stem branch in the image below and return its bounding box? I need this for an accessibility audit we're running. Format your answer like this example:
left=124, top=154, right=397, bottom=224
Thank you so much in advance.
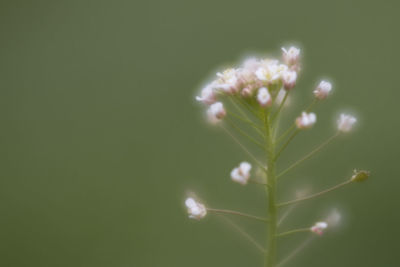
left=277, top=179, right=352, bottom=207
left=276, top=124, right=296, bottom=144
left=226, top=118, right=264, bottom=148
left=277, top=132, right=340, bottom=179
left=207, top=208, right=269, bottom=223
left=218, top=215, right=266, bottom=253
left=220, top=124, right=266, bottom=171
left=274, top=129, right=300, bottom=160
left=271, top=90, right=289, bottom=123
left=277, top=205, right=296, bottom=227
left=276, top=236, right=315, bottom=267
left=276, top=228, right=310, bottom=238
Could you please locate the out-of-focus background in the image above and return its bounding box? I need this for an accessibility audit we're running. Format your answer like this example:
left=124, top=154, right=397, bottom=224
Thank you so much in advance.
left=0, top=0, right=399, bottom=266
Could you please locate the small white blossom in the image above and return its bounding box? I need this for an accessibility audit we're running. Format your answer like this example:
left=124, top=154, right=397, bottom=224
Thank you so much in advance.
left=207, top=102, right=226, bottom=123
left=195, top=85, right=216, bottom=105
left=255, top=60, right=287, bottom=84
left=296, top=112, right=317, bottom=129
left=314, top=81, right=332, bottom=100
left=282, top=46, right=300, bottom=66
left=185, top=198, right=207, bottom=220
left=337, top=114, right=357, bottom=132
left=310, top=221, right=328, bottom=235
left=257, top=87, right=272, bottom=107
left=215, top=68, right=239, bottom=94
left=282, top=70, right=297, bottom=90
left=230, top=161, right=252, bottom=185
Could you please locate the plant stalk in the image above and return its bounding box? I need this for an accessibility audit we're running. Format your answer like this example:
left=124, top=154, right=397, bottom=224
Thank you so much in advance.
left=263, top=110, right=278, bottom=267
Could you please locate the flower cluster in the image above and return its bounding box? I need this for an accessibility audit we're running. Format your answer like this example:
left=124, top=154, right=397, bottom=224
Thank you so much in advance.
left=196, top=47, right=303, bottom=123
left=186, top=45, right=368, bottom=267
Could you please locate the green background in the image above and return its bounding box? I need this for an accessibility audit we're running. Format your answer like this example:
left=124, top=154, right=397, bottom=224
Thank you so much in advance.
left=0, top=0, right=398, bottom=266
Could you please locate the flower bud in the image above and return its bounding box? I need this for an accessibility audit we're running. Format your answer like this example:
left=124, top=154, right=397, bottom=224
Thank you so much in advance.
left=185, top=198, right=207, bottom=220
left=207, top=102, right=226, bottom=123
left=282, top=46, right=300, bottom=66
left=314, top=80, right=332, bottom=100
left=351, top=169, right=370, bottom=182
left=296, top=112, right=317, bottom=129
left=282, top=70, right=297, bottom=90
left=337, top=114, right=356, bottom=132
left=310, top=221, right=328, bottom=235
left=257, top=87, right=272, bottom=107
left=230, top=161, right=252, bottom=185
left=195, top=85, right=216, bottom=105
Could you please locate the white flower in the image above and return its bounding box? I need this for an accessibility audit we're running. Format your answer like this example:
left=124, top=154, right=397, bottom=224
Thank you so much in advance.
left=314, top=80, right=332, bottom=100
left=230, top=162, right=252, bottom=185
left=195, top=85, right=216, bottom=105
left=296, top=112, right=317, bottom=129
left=185, top=198, right=207, bottom=220
left=257, top=87, right=272, bottom=107
left=282, top=46, right=300, bottom=66
left=310, top=221, right=328, bottom=235
left=215, top=68, right=239, bottom=94
left=275, top=88, right=291, bottom=107
left=282, top=70, right=297, bottom=90
left=255, top=60, right=286, bottom=84
left=207, top=102, right=226, bottom=123
left=337, top=114, right=357, bottom=132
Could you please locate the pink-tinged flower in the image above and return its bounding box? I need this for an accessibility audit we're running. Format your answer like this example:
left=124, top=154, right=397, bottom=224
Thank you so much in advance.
left=195, top=85, right=216, bottom=105
left=230, top=162, right=252, bottom=185
left=282, top=70, right=297, bottom=90
left=282, top=46, right=300, bottom=66
left=337, top=114, right=357, bottom=132
left=185, top=198, right=207, bottom=220
left=296, top=112, right=317, bottom=129
left=207, top=102, right=226, bottom=124
left=257, top=87, right=272, bottom=107
left=310, top=222, right=328, bottom=235
left=314, top=80, right=332, bottom=100
left=215, top=68, right=240, bottom=94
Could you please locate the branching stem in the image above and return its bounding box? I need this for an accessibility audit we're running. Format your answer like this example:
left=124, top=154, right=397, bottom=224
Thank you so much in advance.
left=207, top=208, right=269, bottom=223
left=277, top=132, right=340, bottom=179
left=276, top=228, right=310, bottom=238
left=278, top=179, right=352, bottom=207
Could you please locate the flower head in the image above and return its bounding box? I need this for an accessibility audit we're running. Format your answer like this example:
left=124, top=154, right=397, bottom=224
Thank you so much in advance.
left=207, top=102, right=226, bottom=123
left=196, top=85, right=216, bottom=105
left=314, top=80, right=332, bottom=100
left=282, top=46, right=300, bottom=66
left=296, top=112, right=317, bottom=129
left=310, top=221, right=328, bottom=235
left=257, top=87, right=272, bottom=107
left=230, top=161, right=252, bottom=185
left=215, top=68, right=240, bottom=94
left=337, top=114, right=357, bottom=132
left=282, top=70, right=297, bottom=90
left=185, top=198, right=207, bottom=220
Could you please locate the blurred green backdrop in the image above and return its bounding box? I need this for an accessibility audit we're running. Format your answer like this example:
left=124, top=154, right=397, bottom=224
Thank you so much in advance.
left=0, top=0, right=399, bottom=266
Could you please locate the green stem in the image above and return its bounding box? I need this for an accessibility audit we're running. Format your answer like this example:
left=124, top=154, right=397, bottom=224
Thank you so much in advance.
left=274, top=129, right=300, bottom=160
left=277, top=132, right=339, bottom=179
left=277, top=180, right=352, bottom=207
left=220, top=124, right=266, bottom=171
left=262, top=109, right=278, bottom=267
left=271, top=90, right=289, bottom=123
left=276, top=228, right=310, bottom=238
left=218, top=215, right=266, bottom=253
left=226, top=118, right=264, bottom=148
left=207, top=208, right=269, bottom=223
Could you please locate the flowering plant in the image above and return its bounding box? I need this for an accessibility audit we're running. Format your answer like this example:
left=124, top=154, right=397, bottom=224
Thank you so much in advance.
left=185, top=46, right=369, bottom=267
